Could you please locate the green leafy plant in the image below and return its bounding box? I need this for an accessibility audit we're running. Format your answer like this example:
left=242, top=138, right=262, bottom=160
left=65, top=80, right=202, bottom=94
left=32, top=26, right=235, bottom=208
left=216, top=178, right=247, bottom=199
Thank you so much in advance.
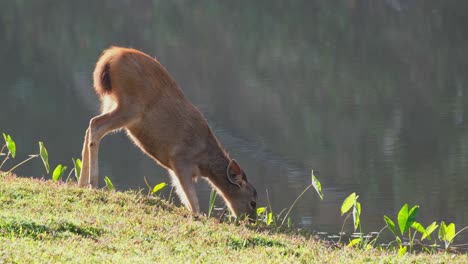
left=3, top=133, right=16, bottom=158
left=439, top=221, right=455, bottom=250
left=1, top=133, right=50, bottom=176
left=280, top=170, right=324, bottom=226
left=438, top=221, right=468, bottom=251
left=340, top=193, right=363, bottom=247
left=311, top=171, right=324, bottom=200
left=143, top=176, right=167, bottom=199
left=72, top=158, right=82, bottom=182
left=383, top=204, right=439, bottom=254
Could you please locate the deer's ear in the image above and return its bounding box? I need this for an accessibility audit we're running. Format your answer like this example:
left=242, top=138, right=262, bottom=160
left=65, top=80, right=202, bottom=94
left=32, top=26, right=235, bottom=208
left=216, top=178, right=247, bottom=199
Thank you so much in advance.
left=227, top=159, right=243, bottom=188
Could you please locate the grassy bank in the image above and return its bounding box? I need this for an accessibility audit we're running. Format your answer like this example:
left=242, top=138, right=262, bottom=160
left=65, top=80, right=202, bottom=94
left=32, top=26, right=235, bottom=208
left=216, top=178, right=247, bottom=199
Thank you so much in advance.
left=0, top=175, right=467, bottom=263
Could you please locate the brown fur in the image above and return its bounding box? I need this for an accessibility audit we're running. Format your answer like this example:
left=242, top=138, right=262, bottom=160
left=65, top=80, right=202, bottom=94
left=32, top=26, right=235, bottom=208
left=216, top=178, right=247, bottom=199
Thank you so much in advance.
left=79, top=47, right=257, bottom=219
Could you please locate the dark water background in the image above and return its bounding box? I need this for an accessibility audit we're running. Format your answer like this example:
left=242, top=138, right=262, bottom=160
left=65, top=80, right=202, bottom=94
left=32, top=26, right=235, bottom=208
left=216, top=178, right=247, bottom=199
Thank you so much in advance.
left=1, top=1, right=468, bottom=245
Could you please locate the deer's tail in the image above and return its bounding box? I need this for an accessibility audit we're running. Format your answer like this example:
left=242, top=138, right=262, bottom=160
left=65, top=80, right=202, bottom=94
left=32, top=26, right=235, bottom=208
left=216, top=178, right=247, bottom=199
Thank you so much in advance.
left=93, top=49, right=115, bottom=96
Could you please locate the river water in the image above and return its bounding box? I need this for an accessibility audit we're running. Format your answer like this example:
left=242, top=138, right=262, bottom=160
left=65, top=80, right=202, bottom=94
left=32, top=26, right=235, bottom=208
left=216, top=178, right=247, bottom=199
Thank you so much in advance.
left=1, top=1, right=468, bottom=245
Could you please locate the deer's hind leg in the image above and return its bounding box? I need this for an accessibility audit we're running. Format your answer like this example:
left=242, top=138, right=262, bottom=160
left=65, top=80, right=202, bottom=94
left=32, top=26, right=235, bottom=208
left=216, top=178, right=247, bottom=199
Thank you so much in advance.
left=79, top=107, right=138, bottom=188
left=78, top=128, right=91, bottom=187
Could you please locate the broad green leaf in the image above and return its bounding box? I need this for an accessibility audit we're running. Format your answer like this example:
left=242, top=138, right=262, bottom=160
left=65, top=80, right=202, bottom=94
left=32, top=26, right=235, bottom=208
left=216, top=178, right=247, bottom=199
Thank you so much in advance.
left=410, top=221, right=426, bottom=235
left=39, top=141, right=50, bottom=174
left=398, top=246, right=407, bottom=256
left=408, top=205, right=419, bottom=221
left=422, top=222, right=438, bottom=241
left=353, top=201, right=361, bottom=231
left=311, top=170, right=324, bottom=200
left=256, top=207, right=266, bottom=216
left=445, top=223, right=456, bottom=243
left=72, top=158, right=82, bottom=181
left=384, top=215, right=397, bottom=237
left=347, top=238, right=361, bottom=247
left=341, top=193, right=356, bottom=215
left=152, top=182, right=167, bottom=194
left=397, top=204, right=419, bottom=235
left=267, top=212, right=273, bottom=226
left=287, top=217, right=292, bottom=228
left=397, top=204, right=409, bottom=235
left=439, top=221, right=447, bottom=241
left=104, top=176, right=114, bottom=191
left=52, top=164, right=67, bottom=181
left=3, top=133, right=16, bottom=158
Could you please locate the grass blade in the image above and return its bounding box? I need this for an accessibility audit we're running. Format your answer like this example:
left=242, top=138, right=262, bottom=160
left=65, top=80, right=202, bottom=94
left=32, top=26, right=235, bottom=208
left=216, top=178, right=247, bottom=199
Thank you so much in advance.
left=39, top=141, right=50, bottom=174
left=208, top=189, right=218, bottom=218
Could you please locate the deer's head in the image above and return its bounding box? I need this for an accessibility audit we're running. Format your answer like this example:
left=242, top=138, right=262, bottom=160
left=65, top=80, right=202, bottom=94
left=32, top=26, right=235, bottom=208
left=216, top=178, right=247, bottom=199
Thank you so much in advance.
left=224, top=160, right=257, bottom=221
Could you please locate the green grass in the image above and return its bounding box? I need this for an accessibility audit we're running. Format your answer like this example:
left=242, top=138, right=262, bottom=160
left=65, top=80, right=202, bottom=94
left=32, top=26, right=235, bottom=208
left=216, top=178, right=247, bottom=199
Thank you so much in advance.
left=0, top=175, right=467, bottom=263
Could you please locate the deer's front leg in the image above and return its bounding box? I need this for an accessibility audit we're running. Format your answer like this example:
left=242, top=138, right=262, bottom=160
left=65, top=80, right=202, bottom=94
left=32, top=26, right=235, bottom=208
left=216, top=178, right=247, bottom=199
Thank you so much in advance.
left=170, top=161, right=200, bottom=214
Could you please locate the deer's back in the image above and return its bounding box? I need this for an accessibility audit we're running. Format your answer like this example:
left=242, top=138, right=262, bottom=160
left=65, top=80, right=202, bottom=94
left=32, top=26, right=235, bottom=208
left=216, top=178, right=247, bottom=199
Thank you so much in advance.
left=94, top=47, right=218, bottom=169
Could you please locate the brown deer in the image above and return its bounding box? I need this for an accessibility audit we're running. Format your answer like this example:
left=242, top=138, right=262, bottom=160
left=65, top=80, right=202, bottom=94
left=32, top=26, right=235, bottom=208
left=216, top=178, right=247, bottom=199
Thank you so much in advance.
left=78, top=47, right=257, bottom=220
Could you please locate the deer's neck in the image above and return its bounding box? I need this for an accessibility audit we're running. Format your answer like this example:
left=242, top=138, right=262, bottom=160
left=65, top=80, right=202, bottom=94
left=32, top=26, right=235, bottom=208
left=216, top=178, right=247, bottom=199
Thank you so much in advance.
left=199, top=136, right=231, bottom=184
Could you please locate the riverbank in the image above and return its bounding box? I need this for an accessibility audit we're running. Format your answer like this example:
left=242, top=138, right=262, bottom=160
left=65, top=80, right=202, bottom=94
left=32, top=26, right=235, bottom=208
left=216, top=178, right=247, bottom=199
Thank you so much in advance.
left=0, top=175, right=466, bottom=263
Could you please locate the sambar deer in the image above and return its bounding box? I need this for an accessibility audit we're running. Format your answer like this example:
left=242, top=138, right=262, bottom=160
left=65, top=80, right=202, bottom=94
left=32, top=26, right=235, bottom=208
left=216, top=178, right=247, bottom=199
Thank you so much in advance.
left=78, top=47, right=257, bottom=220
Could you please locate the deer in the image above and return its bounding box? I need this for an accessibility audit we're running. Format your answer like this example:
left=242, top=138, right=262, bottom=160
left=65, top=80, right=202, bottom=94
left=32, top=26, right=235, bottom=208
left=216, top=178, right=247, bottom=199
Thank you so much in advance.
left=78, top=47, right=257, bottom=220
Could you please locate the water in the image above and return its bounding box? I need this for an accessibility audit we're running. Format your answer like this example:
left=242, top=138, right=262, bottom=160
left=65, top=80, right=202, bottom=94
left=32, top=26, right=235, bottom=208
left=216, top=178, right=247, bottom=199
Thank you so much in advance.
left=2, top=1, right=468, bottom=245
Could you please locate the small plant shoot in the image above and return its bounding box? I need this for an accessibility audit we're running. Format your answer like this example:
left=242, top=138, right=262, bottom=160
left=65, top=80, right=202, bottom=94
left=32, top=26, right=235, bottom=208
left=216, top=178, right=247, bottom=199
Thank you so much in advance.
left=267, top=212, right=273, bottom=226
left=281, top=170, right=324, bottom=226
left=151, top=182, right=167, bottom=195
left=52, top=164, right=67, bottom=181
left=72, top=158, right=82, bottom=181
left=104, top=176, right=114, bottom=191
left=3, top=133, right=16, bottom=158
left=256, top=207, right=266, bottom=216
left=439, top=221, right=455, bottom=250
